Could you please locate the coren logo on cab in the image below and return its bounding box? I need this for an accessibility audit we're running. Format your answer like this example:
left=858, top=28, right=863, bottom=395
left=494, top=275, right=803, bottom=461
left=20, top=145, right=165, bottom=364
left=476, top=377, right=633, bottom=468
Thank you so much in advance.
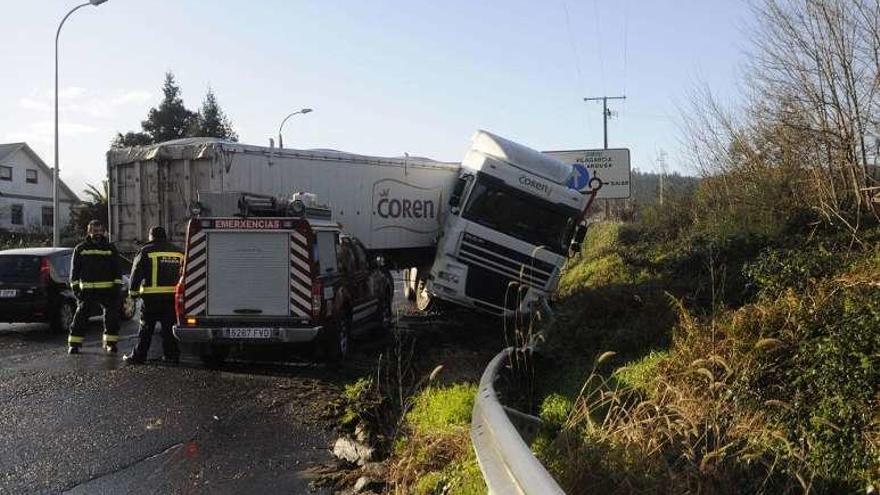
left=376, top=189, right=436, bottom=219
left=518, top=175, right=551, bottom=195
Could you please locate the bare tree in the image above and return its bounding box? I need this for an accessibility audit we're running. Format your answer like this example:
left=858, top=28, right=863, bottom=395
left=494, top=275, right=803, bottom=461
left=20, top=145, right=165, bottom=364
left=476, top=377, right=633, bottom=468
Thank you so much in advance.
left=683, top=0, right=880, bottom=237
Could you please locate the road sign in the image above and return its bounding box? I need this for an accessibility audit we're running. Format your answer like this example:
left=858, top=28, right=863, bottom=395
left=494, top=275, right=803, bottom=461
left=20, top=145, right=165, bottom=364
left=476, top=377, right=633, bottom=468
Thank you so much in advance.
left=568, top=163, right=590, bottom=190
left=544, top=148, right=631, bottom=199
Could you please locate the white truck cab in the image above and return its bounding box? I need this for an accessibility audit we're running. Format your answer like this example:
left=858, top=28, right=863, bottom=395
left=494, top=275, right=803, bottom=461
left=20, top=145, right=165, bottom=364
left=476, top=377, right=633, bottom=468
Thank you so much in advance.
left=427, top=131, right=589, bottom=315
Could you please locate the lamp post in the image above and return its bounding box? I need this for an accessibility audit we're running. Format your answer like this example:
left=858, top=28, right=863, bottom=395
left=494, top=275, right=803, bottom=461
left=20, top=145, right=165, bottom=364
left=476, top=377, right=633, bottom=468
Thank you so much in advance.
left=277, top=108, right=313, bottom=149
left=54, top=0, right=109, bottom=246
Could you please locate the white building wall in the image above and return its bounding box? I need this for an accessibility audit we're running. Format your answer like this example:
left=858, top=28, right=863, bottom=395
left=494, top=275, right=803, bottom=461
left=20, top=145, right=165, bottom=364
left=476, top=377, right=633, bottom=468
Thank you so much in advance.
left=0, top=148, right=75, bottom=233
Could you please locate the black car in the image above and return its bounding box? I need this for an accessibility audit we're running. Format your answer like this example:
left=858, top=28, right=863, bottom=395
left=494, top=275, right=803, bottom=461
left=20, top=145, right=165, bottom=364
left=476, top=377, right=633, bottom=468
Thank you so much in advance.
left=0, top=247, right=136, bottom=332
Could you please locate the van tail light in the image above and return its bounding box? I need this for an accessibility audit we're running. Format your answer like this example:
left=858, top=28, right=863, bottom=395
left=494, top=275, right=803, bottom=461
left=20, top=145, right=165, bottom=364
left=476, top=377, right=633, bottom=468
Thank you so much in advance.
left=311, top=280, right=322, bottom=319
left=39, top=257, right=51, bottom=286
left=174, top=282, right=185, bottom=325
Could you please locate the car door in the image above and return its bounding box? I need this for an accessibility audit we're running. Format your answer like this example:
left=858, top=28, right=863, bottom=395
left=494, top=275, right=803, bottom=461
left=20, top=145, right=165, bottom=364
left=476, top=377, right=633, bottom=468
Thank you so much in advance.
left=353, top=239, right=384, bottom=320
left=341, top=237, right=370, bottom=327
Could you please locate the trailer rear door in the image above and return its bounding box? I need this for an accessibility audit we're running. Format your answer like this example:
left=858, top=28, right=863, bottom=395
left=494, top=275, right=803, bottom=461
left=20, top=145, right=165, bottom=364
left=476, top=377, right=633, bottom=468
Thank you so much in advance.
left=207, top=231, right=290, bottom=316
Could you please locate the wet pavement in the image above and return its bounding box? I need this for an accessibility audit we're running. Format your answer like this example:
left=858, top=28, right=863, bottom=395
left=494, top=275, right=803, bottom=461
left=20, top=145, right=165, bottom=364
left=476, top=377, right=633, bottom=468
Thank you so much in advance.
left=0, top=315, right=338, bottom=494
left=0, top=272, right=498, bottom=494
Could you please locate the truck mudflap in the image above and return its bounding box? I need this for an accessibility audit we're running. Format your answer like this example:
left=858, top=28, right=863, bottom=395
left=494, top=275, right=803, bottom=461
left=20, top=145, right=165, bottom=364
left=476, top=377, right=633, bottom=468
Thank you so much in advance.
left=173, top=325, right=322, bottom=344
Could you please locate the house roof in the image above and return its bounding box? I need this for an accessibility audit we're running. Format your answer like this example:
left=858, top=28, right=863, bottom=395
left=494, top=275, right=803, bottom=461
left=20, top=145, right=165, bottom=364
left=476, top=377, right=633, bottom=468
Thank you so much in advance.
left=0, top=143, right=25, bottom=163
left=0, top=142, right=79, bottom=202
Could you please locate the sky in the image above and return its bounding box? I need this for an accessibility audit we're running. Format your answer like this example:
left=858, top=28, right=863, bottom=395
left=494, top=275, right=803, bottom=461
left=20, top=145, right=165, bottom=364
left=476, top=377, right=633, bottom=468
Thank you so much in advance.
left=0, top=0, right=752, bottom=197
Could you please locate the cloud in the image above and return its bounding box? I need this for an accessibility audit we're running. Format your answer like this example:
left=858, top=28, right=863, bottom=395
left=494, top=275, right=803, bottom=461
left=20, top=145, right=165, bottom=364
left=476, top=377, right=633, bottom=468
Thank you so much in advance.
left=17, top=87, right=154, bottom=119
left=5, top=121, right=99, bottom=148
left=110, top=90, right=152, bottom=106
left=19, top=97, right=50, bottom=111
left=59, top=86, right=87, bottom=100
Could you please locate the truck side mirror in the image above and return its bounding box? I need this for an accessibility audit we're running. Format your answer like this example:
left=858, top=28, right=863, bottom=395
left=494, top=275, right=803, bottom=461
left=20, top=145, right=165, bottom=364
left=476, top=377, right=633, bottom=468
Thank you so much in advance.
left=449, top=176, right=470, bottom=209
left=569, top=224, right=588, bottom=256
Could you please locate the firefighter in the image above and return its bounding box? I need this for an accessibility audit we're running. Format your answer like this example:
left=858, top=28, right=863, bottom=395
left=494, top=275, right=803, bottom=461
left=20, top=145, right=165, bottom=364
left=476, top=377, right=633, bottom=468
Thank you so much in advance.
left=123, top=226, right=184, bottom=365
left=68, top=220, right=123, bottom=354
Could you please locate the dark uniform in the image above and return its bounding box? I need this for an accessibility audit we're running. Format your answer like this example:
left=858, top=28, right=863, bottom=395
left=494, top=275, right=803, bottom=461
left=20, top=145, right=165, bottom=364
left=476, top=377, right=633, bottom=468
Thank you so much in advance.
left=128, top=238, right=184, bottom=361
left=68, top=236, right=123, bottom=350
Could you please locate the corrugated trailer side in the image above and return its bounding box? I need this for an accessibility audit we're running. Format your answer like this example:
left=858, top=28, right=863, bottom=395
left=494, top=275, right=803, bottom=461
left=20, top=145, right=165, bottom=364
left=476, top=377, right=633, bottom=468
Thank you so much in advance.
left=107, top=138, right=460, bottom=263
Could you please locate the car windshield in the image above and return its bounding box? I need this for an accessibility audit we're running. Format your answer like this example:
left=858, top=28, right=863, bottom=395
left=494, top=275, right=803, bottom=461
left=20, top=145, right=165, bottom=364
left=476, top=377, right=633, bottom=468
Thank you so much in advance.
left=462, top=177, right=579, bottom=254
left=0, top=255, right=42, bottom=283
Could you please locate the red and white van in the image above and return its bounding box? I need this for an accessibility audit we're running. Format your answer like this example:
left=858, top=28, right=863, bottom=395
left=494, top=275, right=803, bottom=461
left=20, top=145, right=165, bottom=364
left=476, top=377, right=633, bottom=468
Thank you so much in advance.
left=172, top=193, right=393, bottom=365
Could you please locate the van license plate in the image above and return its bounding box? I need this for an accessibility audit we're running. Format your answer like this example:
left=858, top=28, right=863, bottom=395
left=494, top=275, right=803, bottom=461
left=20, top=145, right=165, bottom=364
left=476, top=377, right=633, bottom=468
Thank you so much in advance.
left=224, top=328, right=273, bottom=339
left=0, top=290, right=17, bottom=298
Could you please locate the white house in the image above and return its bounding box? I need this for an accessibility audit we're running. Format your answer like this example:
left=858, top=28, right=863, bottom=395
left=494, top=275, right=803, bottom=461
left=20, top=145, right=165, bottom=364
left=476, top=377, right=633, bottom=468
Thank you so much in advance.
left=0, top=142, right=79, bottom=233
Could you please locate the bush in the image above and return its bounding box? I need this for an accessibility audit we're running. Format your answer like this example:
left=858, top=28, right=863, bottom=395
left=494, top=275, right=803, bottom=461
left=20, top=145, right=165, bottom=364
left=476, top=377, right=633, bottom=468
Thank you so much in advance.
left=390, top=383, right=485, bottom=494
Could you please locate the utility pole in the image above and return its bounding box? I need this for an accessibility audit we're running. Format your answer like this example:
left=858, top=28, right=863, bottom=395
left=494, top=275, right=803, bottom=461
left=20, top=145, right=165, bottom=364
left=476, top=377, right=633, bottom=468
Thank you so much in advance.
left=584, top=95, right=626, bottom=219
left=658, top=149, right=668, bottom=206
left=583, top=95, right=626, bottom=149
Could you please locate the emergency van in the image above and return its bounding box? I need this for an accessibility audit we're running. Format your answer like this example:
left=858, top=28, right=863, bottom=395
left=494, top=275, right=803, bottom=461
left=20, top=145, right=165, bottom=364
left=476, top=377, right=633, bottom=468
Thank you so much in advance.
left=172, top=192, right=393, bottom=365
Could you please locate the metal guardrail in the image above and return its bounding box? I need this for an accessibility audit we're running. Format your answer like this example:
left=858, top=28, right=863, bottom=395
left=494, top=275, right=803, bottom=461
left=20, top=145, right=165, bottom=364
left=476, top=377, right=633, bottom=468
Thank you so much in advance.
left=470, top=347, right=565, bottom=495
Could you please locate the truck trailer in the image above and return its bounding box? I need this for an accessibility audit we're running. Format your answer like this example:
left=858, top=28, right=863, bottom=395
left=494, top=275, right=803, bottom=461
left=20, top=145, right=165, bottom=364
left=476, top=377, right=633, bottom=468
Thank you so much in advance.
left=107, top=131, right=593, bottom=315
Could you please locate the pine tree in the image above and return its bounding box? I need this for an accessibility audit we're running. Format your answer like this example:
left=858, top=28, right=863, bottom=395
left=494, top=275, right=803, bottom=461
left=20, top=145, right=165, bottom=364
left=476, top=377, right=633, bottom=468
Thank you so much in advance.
left=140, top=72, right=197, bottom=143
left=192, top=87, right=238, bottom=141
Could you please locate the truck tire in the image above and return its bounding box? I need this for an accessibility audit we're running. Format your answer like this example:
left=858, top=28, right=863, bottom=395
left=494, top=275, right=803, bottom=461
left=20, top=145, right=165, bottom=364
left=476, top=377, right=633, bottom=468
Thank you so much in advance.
left=199, top=344, right=229, bottom=368
left=120, top=294, right=137, bottom=321
left=414, top=274, right=434, bottom=313
left=403, top=268, right=416, bottom=301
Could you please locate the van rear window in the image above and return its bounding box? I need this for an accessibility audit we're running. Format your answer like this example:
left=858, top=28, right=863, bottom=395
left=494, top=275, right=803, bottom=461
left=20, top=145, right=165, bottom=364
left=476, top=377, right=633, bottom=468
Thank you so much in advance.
left=0, top=255, right=41, bottom=283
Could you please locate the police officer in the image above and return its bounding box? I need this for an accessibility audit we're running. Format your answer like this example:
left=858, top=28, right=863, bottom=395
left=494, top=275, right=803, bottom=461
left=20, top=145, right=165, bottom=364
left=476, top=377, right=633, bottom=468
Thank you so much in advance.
left=68, top=220, right=123, bottom=354
left=123, top=226, right=184, bottom=365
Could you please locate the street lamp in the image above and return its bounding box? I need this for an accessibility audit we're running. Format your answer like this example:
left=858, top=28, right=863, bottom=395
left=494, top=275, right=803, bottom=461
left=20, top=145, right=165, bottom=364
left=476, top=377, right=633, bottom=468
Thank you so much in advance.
left=277, top=108, right=313, bottom=149
left=54, top=0, right=109, bottom=247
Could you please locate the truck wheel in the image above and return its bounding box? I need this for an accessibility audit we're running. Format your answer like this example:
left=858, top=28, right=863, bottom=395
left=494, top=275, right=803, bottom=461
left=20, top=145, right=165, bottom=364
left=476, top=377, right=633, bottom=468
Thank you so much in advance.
left=323, top=313, right=351, bottom=365
left=199, top=344, right=229, bottom=368
left=120, top=294, right=137, bottom=321
left=415, top=276, right=434, bottom=313
left=50, top=301, right=76, bottom=334
left=403, top=268, right=416, bottom=301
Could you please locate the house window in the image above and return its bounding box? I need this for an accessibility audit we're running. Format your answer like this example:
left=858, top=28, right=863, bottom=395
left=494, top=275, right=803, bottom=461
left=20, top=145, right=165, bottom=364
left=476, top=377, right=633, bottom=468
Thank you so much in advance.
left=42, top=206, right=53, bottom=227
left=26, top=169, right=38, bottom=184
left=0, top=166, right=11, bottom=181
left=11, top=204, right=23, bottom=225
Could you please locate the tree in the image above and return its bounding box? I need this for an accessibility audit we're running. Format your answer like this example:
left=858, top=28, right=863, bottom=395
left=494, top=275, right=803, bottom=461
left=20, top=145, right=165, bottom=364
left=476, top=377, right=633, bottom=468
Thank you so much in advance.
left=140, top=72, right=198, bottom=143
left=68, top=183, right=108, bottom=235
left=111, top=131, right=153, bottom=148
left=191, top=87, right=238, bottom=141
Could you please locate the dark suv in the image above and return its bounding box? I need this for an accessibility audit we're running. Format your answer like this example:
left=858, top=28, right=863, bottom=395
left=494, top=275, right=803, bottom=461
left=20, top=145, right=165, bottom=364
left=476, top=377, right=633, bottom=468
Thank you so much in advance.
left=0, top=247, right=136, bottom=332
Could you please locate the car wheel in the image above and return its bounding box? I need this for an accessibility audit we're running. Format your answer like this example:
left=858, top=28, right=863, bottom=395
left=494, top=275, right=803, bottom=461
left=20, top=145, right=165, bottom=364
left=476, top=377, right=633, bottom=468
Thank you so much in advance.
left=120, top=294, right=136, bottom=321
left=322, top=312, right=351, bottom=365
left=51, top=301, right=76, bottom=333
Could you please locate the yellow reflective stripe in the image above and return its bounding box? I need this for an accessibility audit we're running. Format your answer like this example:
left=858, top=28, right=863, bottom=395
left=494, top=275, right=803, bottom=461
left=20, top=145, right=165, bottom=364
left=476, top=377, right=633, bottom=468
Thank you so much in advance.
left=146, top=251, right=183, bottom=294
left=114, top=279, right=122, bottom=284
left=68, top=335, right=84, bottom=344
left=81, top=249, right=113, bottom=256
left=141, top=286, right=176, bottom=294
left=80, top=281, right=116, bottom=289
left=103, top=334, right=120, bottom=342
left=149, top=251, right=184, bottom=259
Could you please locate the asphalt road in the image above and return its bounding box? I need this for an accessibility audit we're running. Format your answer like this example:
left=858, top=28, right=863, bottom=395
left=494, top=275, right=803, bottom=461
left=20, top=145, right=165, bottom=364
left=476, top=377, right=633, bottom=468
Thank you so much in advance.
left=0, top=273, right=500, bottom=494
left=0, top=313, right=343, bottom=495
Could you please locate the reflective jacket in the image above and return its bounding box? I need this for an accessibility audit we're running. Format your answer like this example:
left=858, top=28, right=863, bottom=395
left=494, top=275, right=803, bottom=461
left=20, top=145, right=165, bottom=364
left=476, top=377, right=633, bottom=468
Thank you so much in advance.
left=70, top=236, right=122, bottom=292
left=129, top=239, right=184, bottom=298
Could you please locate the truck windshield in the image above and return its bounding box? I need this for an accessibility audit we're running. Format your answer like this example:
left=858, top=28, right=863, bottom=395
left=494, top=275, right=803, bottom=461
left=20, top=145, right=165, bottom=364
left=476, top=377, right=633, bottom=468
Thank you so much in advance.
left=462, top=178, right=578, bottom=254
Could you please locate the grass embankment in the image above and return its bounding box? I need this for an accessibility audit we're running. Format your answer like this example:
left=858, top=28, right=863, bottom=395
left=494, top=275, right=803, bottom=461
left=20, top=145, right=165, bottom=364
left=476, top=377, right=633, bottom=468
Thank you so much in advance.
left=535, top=222, right=879, bottom=494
